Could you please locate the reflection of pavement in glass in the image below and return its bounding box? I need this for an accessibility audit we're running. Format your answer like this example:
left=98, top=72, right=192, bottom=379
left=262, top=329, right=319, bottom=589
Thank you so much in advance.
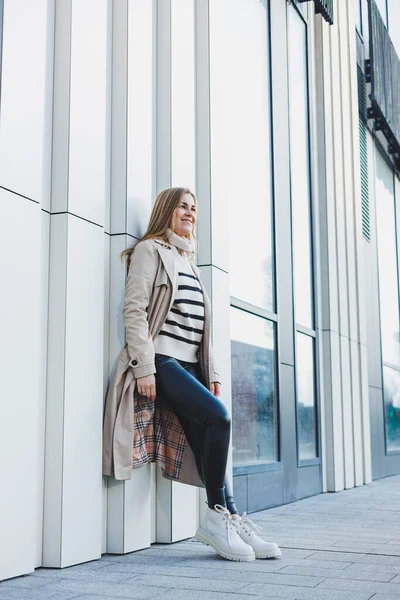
left=231, top=338, right=277, bottom=467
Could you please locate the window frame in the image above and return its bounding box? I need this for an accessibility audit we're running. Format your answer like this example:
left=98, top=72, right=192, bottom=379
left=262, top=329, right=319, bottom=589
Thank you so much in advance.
left=287, top=0, right=320, bottom=468
left=230, top=300, right=281, bottom=475
left=374, top=147, right=400, bottom=456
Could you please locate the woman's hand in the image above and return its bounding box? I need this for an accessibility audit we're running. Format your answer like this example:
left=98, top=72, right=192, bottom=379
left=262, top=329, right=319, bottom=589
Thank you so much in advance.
left=136, top=374, right=156, bottom=401
left=210, top=382, right=221, bottom=398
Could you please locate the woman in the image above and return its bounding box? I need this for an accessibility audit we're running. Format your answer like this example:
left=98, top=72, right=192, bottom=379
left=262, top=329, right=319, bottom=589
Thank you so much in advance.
left=103, top=187, right=281, bottom=562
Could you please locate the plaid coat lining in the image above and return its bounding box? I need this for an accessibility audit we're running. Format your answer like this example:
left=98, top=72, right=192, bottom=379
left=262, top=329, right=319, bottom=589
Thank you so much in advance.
left=132, top=391, right=186, bottom=481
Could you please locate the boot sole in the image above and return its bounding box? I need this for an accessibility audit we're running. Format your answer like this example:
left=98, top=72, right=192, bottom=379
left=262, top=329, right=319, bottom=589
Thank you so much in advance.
left=195, top=528, right=255, bottom=562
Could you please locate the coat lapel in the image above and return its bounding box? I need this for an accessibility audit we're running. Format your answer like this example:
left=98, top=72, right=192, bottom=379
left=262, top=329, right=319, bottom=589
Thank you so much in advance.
left=154, top=241, right=177, bottom=291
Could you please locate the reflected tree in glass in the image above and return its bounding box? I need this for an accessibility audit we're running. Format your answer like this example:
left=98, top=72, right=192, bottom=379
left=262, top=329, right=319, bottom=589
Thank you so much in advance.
left=383, top=366, right=400, bottom=452
left=230, top=308, right=278, bottom=466
left=296, top=333, right=317, bottom=460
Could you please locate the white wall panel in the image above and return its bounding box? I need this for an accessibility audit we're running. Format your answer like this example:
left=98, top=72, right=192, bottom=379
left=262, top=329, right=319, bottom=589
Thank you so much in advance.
left=107, top=465, right=152, bottom=553
left=43, top=214, right=104, bottom=567
left=0, top=191, right=41, bottom=580
left=110, top=0, right=128, bottom=234
left=351, top=340, right=364, bottom=487
left=316, top=0, right=372, bottom=491
left=126, top=0, right=155, bottom=238
left=110, top=0, right=155, bottom=237
left=321, top=329, right=345, bottom=491
left=102, top=233, right=111, bottom=554
left=330, top=19, right=350, bottom=341
left=105, top=234, right=153, bottom=553
left=171, top=0, right=195, bottom=190
left=52, top=0, right=108, bottom=224
left=0, top=0, right=50, bottom=203
left=108, top=235, right=134, bottom=370
left=68, top=0, right=108, bottom=224
left=340, top=336, right=355, bottom=489
left=36, top=210, right=50, bottom=568
left=151, top=0, right=199, bottom=544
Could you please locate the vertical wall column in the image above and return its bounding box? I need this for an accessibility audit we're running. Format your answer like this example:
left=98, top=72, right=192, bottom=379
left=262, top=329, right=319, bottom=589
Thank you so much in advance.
left=43, top=0, right=109, bottom=568
left=315, top=0, right=371, bottom=492
left=195, top=0, right=232, bottom=522
left=155, top=0, right=200, bottom=543
left=0, top=0, right=53, bottom=580
left=269, top=0, right=298, bottom=502
left=106, top=0, right=156, bottom=553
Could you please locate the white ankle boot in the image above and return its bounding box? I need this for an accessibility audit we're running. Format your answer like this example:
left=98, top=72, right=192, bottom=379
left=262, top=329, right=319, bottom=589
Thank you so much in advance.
left=234, top=513, right=282, bottom=559
left=195, top=505, right=255, bottom=562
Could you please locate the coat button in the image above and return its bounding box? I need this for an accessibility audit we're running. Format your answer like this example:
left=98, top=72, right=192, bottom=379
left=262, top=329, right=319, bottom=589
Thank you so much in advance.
left=132, top=360, right=138, bottom=366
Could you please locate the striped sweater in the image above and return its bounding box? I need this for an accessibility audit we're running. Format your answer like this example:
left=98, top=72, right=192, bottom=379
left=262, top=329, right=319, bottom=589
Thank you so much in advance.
left=154, top=231, right=204, bottom=363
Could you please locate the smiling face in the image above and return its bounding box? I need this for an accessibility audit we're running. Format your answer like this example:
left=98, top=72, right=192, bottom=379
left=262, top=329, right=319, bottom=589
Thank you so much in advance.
left=171, top=192, right=197, bottom=237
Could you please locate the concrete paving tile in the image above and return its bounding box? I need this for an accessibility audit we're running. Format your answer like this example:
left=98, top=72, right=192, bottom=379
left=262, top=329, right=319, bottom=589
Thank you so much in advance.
left=101, top=560, right=286, bottom=578
left=158, top=591, right=284, bottom=600
left=86, top=554, right=188, bottom=567
left=308, top=551, right=368, bottom=563
left=176, top=556, right=297, bottom=573
left=344, top=562, right=400, bottom=574
left=300, top=558, right=353, bottom=570
left=390, top=576, right=400, bottom=584
left=278, top=564, right=393, bottom=582
left=108, top=547, right=203, bottom=559
left=130, top=573, right=246, bottom=593
left=96, top=559, right=358, bottom=583
left=238, top=582, right=374, bottom=599
left=0, top=584, right=83, bottom=600
left=272, top=548, right=315, bottom=559
left=172, top=570, right=326, bottom=588
left=14, top=566, right=136, bottom=584
left=372, top=547, right=400, bottom=557
left=0, top=575, right=56, bottom=589
left=68, top=597, right=141, bottom=600
left=316, top=577, right=400, bottom=595
left=272, top=537, right=339, bottom=547
left=36, top=580, right=165, bottom=599
left=370, top=596, right=400, bottom=600
left=331, top=542, right=378, bottom=552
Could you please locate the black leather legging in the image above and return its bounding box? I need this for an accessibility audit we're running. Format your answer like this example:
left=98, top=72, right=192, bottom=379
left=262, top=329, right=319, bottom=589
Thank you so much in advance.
left=155, top=353, right=238, bottom=513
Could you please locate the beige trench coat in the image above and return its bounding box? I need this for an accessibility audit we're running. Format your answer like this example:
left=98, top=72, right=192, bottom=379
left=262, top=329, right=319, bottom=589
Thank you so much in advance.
left=102, top=237, right=220, bottom=483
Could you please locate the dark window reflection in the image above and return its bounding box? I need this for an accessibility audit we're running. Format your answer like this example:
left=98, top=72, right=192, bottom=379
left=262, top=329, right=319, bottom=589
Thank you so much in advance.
left=230, top=308, right=278, bottom=466
left=384, top=366, right=400, bottom=452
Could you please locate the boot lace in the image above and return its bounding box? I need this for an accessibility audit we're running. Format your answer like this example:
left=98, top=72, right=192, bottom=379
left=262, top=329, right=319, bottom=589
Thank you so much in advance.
left=213, top=504, right=239, bottom=547
left=237, top=512, right=263, bottom=536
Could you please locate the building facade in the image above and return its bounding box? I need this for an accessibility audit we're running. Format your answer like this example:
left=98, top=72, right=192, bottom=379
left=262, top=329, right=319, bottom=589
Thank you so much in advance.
left=1, top=0, right=399, bottom=582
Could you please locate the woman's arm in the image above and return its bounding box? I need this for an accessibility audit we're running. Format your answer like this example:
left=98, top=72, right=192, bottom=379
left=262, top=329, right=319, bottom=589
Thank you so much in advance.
left=123, top=240, right=158, bottom=379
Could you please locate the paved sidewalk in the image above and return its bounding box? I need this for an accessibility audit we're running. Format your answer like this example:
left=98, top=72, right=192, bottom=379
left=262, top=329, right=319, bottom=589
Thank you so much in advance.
left=2, top=475, right=400, bottom=600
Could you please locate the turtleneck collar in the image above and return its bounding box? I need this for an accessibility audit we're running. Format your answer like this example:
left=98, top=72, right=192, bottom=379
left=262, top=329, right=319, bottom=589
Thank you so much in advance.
left=166, top=228, right=194, bottom=253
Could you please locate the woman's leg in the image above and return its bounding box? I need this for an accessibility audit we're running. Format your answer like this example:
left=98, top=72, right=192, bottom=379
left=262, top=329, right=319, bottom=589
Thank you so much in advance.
left=178, top=412, right=238, bottom=514
left=223, top=477, right=238, bottom=516
left=155, top=354, right=230, bottom=509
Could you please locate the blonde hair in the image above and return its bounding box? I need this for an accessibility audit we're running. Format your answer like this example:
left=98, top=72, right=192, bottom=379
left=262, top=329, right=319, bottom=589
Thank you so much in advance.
left=120, top=187, right=198, bottom=265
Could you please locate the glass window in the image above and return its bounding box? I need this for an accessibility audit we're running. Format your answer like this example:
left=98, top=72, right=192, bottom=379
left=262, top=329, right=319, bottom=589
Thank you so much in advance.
left=287, top=4, right=314, bottom=330
left=387, top=0, right=400, bottom=58
left=296, top=333, right=318, bottom=460
left=375, top=149, right=400, bottom=368
left=355, top=0, right=362, bottom=33
left=375, top=0, right=388, bottom=25
left=230, top=308, right=278, bottom=467
left=209, top=0, right=274, bottom=312
left=171, top=0, right=195, bottom=189
left=383, top=366, right=400, bottom=452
